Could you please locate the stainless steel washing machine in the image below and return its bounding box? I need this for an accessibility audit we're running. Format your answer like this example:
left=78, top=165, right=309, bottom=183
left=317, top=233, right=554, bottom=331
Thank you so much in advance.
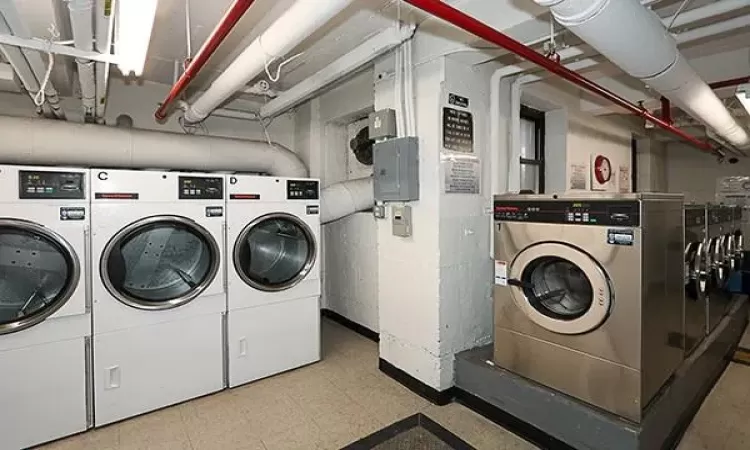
left=706, top=205, right=732, bottom=332
left=493, top=193, right=684, bottom=423
left=684, top=204, right=708, bottom=356
left=730, top=206, right=744, bottom=270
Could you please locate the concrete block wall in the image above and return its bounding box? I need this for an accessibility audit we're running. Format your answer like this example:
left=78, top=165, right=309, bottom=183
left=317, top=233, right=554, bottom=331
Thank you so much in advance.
left=294, top=70, right=381, bottom=331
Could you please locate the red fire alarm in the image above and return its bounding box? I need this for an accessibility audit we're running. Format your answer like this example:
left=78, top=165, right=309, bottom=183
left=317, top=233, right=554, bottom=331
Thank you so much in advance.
left=593, top=155, right=612, bottom=185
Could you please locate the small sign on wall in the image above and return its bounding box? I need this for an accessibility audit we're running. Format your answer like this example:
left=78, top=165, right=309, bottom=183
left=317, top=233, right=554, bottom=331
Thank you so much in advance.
left=569, top=163, right=587, bottom=190
left=442, top=107, right=474, bottom=153
left=618, top=166, right=631, bottom=193
left=442, top=154, right=481, bottom=194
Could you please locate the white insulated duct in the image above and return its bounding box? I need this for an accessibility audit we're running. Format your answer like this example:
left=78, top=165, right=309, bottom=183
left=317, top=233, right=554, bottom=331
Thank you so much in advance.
left=0, top=115, right=307, bottom=177
left=534, top=0, right=750, bottom=149
left=68, top=0, right=97, bottom=119
left=320, top=177, right=374, bottom=224
left=183, top=0, right=354, bottom=124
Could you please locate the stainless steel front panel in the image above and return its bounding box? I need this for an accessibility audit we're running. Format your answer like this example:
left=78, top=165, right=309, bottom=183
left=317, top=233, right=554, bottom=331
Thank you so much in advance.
left=683, top=205, right=708, bottom=356
left=493, top=193, right=684, bottom=423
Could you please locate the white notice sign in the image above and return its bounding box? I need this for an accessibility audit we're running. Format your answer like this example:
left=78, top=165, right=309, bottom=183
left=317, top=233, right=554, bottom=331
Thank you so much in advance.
left=443, top=156, right=480, bottom=194
left=569, top=163, right=587, bottom=190
left=494, top=261, right=508, bottom=286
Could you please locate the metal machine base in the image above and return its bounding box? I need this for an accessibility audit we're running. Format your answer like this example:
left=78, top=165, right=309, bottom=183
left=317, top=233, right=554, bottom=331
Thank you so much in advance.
left=455, top=296, right=748, bottom=450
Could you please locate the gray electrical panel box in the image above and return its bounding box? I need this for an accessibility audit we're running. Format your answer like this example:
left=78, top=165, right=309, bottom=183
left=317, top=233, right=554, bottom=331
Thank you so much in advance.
left=374, top=137, right=419, bottom=202
left=369, top=109, right=397, bottom=140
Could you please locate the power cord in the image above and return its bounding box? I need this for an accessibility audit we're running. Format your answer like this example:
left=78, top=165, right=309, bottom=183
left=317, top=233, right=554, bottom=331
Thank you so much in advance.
left=259, top=36, right=304, bottom=83
left=33, top=23, right=59, bottom=107
left=667, top=0, right=694, bottom=30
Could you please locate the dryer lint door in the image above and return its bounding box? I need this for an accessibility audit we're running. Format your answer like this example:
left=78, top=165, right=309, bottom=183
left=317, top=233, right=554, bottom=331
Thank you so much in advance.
left=506, top=242, right=612, bottom=335
left=0, top=219, right=80, bottom=334
left=233, top=213, right=317, bottom=292
left=100, top=215, right=220, bottom=310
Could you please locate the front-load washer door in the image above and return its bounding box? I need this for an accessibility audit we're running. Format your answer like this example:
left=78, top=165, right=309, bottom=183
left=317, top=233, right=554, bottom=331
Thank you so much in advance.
left=507, top=242, right=612, bottom=335
left=233, top=212, right=316, bottom=292
left=101, top=215, right=220, bottom=310
left=685, top=241, right=708, bottom=301
left=708, top=236, right=728, bottom=287
left=0, top=219, right=80, bottom=335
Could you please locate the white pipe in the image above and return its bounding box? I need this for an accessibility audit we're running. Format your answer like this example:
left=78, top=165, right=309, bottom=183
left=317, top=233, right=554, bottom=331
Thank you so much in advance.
left=320, top=177, right=374, bottom=224
left=260, top=25, right=414, bottom=118
left=0, top=0, right=65, bottom=119
left=394, top=44, right=405, bottom=137
left=535, top=0, right=750, bottom=149
left=0, top=16, right=42, bottom=108
left=0, top=115, right=307, bottom=177
left=498, top=0, right=750, bottom=80
left=404, top=35, right=416, bottom=136
left=184, top=0, right=354, bottom=123
left=507, top=77, right=523, bottom=193
left=177, top=100, right=260, bottom=121
left=94, top=0, right=115, bottom=122
left=69, top=0, right=96, bottom=118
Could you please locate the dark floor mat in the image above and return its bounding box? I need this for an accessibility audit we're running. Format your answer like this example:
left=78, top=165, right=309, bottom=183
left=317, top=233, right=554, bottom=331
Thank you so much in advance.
left=732, top=347, right=750, bottom=366
left=341, top=413, right=475, bottom=450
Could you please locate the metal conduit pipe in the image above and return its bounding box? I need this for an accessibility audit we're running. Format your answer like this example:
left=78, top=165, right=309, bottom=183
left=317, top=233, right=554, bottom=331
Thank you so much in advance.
left=68, top=0, right=96, bottom=120
left=0, top=16, right=43, bottom=110
left=534, top=0, right=750, bottom=150
left=404, top=0, right=714, bottom=153
left=0, top=0, right=65, bottom=119
left=181, top=0, right=355, bottom=124
left=94, top=0, right=114, bottom=122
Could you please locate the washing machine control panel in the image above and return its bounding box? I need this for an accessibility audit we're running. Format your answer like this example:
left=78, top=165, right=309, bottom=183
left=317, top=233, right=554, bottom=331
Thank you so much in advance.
left=178, top=176, right=224, bottom=200
left=287, top=180, right=319, bottom=200
left=494, top=200, right=640, bottom=226
left=19, top=170, right=85, bottom=199
left=685, top=208, right=706, bottom=227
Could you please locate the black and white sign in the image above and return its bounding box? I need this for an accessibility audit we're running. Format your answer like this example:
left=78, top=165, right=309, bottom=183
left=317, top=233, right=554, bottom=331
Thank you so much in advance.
left=443, top=107, right=474, bottom=153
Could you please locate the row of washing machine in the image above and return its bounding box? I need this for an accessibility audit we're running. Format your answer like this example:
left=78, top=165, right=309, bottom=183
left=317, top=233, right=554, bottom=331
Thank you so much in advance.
left=0, top=165, right=322, bottom=449
left=491, top=193, right=749, bottom=425
left=684, top=203, right=744, bottom=355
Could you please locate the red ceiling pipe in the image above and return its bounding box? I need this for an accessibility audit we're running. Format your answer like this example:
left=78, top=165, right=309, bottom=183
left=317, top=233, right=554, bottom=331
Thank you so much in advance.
left=660, top=97, right=672, bottom=125
left=154, top=0, right=258, bottom=121
left=709, top=76, right=750, bottom=90
left=404, top=0, right=715, bottom=154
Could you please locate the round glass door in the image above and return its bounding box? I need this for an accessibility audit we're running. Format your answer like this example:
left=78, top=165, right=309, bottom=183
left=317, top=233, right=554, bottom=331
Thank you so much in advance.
left=685, top=241, right=707, bottom=301
left=708, top=237, right=728, bottom=287
left=734, top=231, right=744, bottom=267
left=101, top=216, right=220, bottom=310
left=507, top=242, right=612, bottom=335
left=0, top=219, right=79, bottom=335
left=234, top=213, right=316, bottom=292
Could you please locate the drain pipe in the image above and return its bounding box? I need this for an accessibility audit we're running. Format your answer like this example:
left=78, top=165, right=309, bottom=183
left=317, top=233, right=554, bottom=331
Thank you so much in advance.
left=533, top=0, right=749, bottom=150
left=321, top=177, right=374, bottom=224
left=68, top=0, right=96, bottom=121
left=182, top=0, right=355, bottom=124
left=404, top=0, right=714, bottom=154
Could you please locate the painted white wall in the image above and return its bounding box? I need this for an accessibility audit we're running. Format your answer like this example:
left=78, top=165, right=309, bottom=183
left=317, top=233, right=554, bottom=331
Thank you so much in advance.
left=664, top=143, right=748, bottom=203
left=295, top=70, right=380, bottom=332
left=523, top=80, right=634, bottom=193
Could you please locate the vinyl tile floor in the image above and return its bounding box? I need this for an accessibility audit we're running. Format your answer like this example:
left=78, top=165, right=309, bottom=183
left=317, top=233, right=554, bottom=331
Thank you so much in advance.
left=41, top=319, right=750, bottom=450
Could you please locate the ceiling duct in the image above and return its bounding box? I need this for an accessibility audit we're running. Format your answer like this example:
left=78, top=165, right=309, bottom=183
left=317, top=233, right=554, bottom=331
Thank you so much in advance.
left=534, top=0, right=750, bottom=150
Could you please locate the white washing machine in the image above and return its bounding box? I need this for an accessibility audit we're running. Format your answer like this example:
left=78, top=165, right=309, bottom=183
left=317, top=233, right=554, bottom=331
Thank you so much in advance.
left=226, top=175, right=321, bottom=387
left=0, top=165, right=91, bottom=449
left=91, top=169, right=225, bottom=426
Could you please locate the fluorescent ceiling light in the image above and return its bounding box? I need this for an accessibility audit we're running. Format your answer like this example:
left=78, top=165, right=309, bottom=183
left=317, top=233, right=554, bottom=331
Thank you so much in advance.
left=116, top=0, right=158, bottom=77
left=737, top=84, right=750, bottom=116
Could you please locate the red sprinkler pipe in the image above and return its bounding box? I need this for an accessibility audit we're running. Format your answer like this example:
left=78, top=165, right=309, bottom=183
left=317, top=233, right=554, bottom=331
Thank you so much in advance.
left=709, top=76, right=750, bottom=90
left=155, top=0, right=257, bottom=121
left=404, top=0, right=715, bottom=154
